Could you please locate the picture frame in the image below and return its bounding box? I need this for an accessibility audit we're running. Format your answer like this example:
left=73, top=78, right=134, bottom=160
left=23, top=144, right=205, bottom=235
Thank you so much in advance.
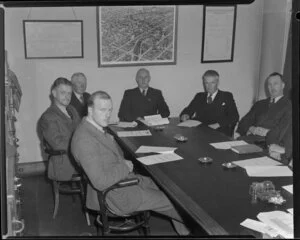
left=97, top=6, right=178, bottom=67
left=201, top=5, right=237, bottom=63
left=23, top=20, right=83, bottom=59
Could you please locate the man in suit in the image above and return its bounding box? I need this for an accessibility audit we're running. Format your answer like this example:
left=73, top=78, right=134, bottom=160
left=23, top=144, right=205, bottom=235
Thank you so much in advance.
left=70, top=72, right=90, bottom=118
left=236, top=72, right=292, bottom=146
left=118, top=68, right=170, bottom=122
left=180, top=70, right=239, bottom=137
left=38, top=77, right=81, bottom=181
left=71, top=91, right=190, bottom=235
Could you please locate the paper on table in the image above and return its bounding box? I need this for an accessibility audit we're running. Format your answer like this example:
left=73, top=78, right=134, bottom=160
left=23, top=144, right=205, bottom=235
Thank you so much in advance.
left=287, top=208, right=293, bottom=215
left=210, top=140, right=248, bottom=150
left=117, top=130, right=152, bottom=137
left=282, top=184, right=293, bottom=194
left=117, top=121, right=138, bottom=128
left=244, top=166, right=293, bottom=177
left=136, top=145, right=177, bottom=154
left=143, top=114, right=170, bottom=126
left=136, top=152, right=183, bottom=165
left=240, top=218, right=278, bottom=237
left=177, top=120, right=202, bottom=127
left=257, top=211, right=293, bottom=239
left=232, top=156, right=282, bottom=169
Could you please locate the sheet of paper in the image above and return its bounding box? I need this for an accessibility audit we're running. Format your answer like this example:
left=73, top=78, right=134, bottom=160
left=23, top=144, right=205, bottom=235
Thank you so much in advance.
left=287, top=208, right=293, bottom=215
left=282, top=184, right=293, bottom=194
left=240, top=218, right=278, bottom=237
left=210, top=140, right=248, bottom=150
left=143, top=114, right=170, bottom=126
left=177, top=119, right=202, bottom=127
left=136, top=146, right=177, bottom=154
left=232, top=156, right=282, bottom=169
left=244, top=166, right=293, bottom=177
left=116, top=121, right=138, bottom=128
left=117, top=130, right=152, bottom=137
left=257, top=211, right=293, bottom=239
left=136, top=152, right=183, bottom=165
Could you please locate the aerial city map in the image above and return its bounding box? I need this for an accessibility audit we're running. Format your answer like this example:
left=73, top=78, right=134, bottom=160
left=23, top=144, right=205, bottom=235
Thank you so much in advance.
left=99, top=6, right=177, bottom=66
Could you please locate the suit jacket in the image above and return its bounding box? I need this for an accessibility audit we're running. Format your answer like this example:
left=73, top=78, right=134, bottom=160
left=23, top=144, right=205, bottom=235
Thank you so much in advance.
left=118, top=87, right=170, bottom=122
left=237, top=96, right=292, bottom=144
left=70, top=92, right=90, bottom=118
left=38, top=104, right=81, bottom=181
left=180, top=90, right=239, bottom=136
left=71, top=119, right=147, bottom=215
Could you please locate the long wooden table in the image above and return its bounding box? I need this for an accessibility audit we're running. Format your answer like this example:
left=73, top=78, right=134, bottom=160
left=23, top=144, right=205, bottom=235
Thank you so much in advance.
left=109, top=118, right=293, bottom=236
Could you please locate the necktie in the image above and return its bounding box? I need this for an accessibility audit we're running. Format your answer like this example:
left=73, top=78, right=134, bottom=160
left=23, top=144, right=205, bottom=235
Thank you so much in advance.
left=79, top=95, right=84, bottom=104
left=142, top=89, right=146, bottom=96
left=207, top=94, right=213, bottom=104
left=66, top=107, right=73, bottom=119
left=269, top=98, right=275, bottom=108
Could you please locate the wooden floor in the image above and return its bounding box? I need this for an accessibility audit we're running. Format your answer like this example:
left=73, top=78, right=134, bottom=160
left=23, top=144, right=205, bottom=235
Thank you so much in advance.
left=20, top=174, right=178, bottom=237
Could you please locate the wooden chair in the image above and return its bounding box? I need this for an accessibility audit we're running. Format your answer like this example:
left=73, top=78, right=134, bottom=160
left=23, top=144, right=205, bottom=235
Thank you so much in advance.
left=42, top=139, right=90, bottom=225
left=94, top=177, right=150, bottom=236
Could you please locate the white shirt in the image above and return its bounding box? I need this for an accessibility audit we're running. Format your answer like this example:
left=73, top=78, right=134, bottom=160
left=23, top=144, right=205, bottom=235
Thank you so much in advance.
left=74, top=91, right=83, bottom=103
left=271, top=95, right=283, bottom=103
left=140, top=88, right=148, bottom=96
left=207, top=90, right=218, bottom=102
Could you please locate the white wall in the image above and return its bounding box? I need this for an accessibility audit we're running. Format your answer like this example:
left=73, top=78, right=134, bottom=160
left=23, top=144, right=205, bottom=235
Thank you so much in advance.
left=257, top=0, right=291, bottom=99
left=5, top=2, right=265, bottom=163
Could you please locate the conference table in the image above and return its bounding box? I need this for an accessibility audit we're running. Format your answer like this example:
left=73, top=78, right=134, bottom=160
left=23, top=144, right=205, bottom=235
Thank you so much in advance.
left=108, top=118, right=293, bottom=237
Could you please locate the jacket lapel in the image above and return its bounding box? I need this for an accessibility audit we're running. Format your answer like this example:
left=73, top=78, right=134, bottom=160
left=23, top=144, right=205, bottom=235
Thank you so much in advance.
left=51, top=104, right=73, bottom=125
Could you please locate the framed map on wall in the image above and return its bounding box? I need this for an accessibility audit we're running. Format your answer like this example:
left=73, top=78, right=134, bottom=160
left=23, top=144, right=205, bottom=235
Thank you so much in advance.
left=97, top=6, right=178, bottom=67
left=23, top=20, right=83, bottom=59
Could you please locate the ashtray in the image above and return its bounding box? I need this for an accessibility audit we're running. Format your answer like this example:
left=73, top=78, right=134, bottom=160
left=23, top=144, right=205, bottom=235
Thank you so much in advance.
left=174, top=134, right=188, bottom=142
left=153, top=126, right=165, bottom=131
left=198, top=157, right=213, bottom=164
left=222, top=162, right=237, bottom=169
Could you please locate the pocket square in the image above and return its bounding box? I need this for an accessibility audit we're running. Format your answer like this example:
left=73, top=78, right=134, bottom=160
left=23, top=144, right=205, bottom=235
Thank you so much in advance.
left=222, top=102, right=226, bottom=106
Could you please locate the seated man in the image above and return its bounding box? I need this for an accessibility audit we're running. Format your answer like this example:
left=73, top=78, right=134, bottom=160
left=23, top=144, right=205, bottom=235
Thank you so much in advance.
left=70, top=72, right=91, bottom=118
left=267, top=119, right=292, bottom=165
left=71, top=91, right=189, bottom=235
left=236, top=72, right=291, bottom=146
left=38, top=77, right=81, bottom=181
left=118, top=68, right=170, bottom=122
left=179, top=70, right=239, bottom=137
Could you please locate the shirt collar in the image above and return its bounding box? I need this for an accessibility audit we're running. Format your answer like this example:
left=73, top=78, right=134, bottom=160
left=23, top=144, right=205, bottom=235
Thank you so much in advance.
left=271, top=95, right=283, bottom=103
left=208, top=90, right=218, bottom=101
left=139, top=88, right=148, bottom=94
left=74, top=91, right=83, bottom=101
left=86, top=116, right=105, bottom=133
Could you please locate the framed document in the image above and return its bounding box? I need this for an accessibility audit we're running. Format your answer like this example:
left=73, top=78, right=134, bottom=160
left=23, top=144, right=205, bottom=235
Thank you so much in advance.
left=201, top=5, right=237, bottom=63
left=97, top=6, right=178, bottom=67
left=23, top=20, right=83, bottom=59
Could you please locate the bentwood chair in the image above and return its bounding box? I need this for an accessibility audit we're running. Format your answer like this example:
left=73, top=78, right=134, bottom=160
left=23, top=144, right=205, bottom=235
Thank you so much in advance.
left=42, top=139, right=90, bottom=225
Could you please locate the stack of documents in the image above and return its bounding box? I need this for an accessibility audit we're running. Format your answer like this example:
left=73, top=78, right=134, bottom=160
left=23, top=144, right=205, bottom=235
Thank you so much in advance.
left=141, top=114, right=170, bottom=126
left=244, top=166, right=293, bottom=177
left=177, top=120, right=201, bottom=127
left=137, top=152, right=183, bottom=165
left=116, top=121, right=138, bottom=128
left=231, top=144, right=263, bottom=154
left=232, top=156, right=281, bottom=169
left=282, top=184, right=293, bottom=194
left=135, top=146, right=177, bottom=154
left=117, top=130, right=152, bottom=137
left=210, top=140, right=248, bottom=150
left=241, top=211, right=293, bottom=238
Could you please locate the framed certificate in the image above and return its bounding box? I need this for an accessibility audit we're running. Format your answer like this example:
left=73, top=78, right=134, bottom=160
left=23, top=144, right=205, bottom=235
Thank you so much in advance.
left=23, top=20, right=83, bottom=59
left=201, top=5, right=237, bottom=63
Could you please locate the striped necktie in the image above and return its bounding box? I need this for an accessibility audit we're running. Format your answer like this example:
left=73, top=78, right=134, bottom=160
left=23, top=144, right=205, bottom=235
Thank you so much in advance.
left=269, top=98, right=275, bottom=108
left=142, top=89, right=146, bottom=96
left=207, top=94, right=213, bottom=104
left=66, top=107, right=73, bottom=119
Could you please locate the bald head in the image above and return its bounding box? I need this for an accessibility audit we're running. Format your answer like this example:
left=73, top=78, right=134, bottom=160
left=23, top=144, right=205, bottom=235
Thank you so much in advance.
left=136, top=68, right=151, bottom=90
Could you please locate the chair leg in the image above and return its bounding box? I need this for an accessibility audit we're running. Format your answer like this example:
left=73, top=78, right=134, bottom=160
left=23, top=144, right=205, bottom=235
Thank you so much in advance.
left=85, top=211, right=91, bottom=226
left=143, top=211, right=151, bottom=236
left=136, top=215, right=144, bottom=236
left=52, top=181, right=60, bottom=219
left=101, top=212, right=109, bottom=236
left=78, top=180, right=90, bottom=226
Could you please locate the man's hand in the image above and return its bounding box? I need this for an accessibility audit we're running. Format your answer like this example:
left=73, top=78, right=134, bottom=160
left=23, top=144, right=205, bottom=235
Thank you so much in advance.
left=208, top=123, right=220, bottom=129
left=269, top=151, right=282, bottom=161
left=254, top=127, right=270, bottom=136
left=124, top=160, right=134, bottom=172
left=247, top=126, right=256, bottom=135
left=180, top=114, right=190, bottom=122
left=268, top=144, right=285, bottom=161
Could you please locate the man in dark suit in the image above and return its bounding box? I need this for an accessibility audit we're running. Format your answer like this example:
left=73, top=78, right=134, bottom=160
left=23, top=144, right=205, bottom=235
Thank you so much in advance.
left=38, top=77, right=81, bottom=181
left=70, top=72, right=90, bottom=118
left=179, top=70, right=239, bottom=137
left=118, top=68, right=170, bottom=122
left=71, top=91, right=189, bottom=235
left=236, top=72, right=292, bottom=146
